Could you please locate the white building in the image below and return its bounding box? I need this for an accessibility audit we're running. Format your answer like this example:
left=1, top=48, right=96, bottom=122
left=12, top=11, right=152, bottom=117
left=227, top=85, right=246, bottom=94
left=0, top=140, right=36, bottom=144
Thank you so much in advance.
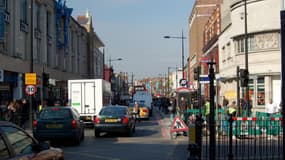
left=218, top=0, right=281, bottom=114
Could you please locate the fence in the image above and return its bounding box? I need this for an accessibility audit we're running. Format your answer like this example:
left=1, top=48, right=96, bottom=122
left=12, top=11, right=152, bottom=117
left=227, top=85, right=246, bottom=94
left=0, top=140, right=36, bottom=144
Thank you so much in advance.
left=186, top=109, right=284, bottom=160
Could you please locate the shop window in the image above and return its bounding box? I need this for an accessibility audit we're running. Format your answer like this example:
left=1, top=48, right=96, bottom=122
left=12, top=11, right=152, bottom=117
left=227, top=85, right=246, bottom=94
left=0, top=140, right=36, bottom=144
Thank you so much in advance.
left=257, top=77, right=265, bottom=105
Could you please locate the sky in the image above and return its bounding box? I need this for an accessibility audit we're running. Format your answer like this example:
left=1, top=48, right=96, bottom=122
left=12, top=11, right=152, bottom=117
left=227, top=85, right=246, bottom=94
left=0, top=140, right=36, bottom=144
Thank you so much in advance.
left=67, top=0, right=195, bottom=80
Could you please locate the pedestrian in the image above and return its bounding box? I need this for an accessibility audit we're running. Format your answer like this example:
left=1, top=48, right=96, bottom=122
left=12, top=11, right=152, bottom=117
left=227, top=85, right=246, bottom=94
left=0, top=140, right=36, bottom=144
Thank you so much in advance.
left=7, top=100, right=20, bottom=124
left=133, top=101, right=141, bottom=122
left=168, top=98, right=176, bottom=125
left=19, top=98, right=30, bottom=129
left=227, top=101, right=237, bottom=117
left=265, top=99, right=278, bottom=117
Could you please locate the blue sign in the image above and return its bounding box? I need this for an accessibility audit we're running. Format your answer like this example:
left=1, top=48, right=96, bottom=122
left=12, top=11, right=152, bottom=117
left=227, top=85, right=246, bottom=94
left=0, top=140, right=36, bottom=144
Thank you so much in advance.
left=199, top=75, right=209, bottom=84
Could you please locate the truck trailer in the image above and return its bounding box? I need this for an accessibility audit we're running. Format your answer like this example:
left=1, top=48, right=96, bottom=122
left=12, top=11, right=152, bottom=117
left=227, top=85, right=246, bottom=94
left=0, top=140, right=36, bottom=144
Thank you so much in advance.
left=68, top=79, right=112, bottom=126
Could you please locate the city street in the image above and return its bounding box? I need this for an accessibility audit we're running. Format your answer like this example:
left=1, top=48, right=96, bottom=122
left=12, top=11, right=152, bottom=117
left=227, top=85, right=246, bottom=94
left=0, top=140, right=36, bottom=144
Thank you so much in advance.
left=49, top=108, right=188, bottom=160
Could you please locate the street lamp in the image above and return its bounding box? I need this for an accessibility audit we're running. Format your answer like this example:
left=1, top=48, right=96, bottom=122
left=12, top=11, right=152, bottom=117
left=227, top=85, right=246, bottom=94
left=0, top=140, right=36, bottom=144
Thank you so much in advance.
left=164, top=30, right=186, bottom=79
left=109, top=57, right=122, bottom=68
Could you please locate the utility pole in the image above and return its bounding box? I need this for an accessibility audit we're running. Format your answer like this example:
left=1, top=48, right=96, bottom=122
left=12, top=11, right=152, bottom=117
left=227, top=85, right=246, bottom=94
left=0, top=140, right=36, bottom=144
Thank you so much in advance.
left=280, top=0, right=285, bottom=158
left=244, top=0, right=250, bottom=116
left=29, top=0, right=34, bottom=129
left=208, top=61, right=216, bottom=160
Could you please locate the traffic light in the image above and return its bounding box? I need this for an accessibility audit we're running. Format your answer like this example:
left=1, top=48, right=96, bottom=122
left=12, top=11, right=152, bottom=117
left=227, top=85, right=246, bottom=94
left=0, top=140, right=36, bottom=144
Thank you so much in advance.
left=194, top=66, right=200, bottom=80
left=240, top=69, right=249, bottom=87
left=42, top=72, right=49, bottom=87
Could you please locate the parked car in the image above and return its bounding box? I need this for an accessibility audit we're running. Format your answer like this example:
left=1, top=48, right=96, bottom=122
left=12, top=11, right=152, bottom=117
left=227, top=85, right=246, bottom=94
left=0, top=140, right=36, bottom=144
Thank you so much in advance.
left=94, top=105, right=135, bottom=137
left=33, top=106, right=85, bottom=145
left=0, top=121, right=64, bottom=160
left=128, top=101, right=150, bottom=120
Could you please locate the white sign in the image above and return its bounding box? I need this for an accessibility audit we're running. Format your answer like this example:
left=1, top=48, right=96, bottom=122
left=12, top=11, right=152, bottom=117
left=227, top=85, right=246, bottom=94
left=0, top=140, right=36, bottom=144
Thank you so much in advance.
left=170, top=116, right=188, bottom=133
left=25, top=85, right=37, bottom=96
left=0, top=69, right=3, bottom=82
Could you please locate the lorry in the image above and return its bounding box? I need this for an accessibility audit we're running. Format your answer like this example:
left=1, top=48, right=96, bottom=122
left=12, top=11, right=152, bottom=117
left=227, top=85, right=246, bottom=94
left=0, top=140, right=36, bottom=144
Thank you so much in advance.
left=68, top=79, right=112, bottom=126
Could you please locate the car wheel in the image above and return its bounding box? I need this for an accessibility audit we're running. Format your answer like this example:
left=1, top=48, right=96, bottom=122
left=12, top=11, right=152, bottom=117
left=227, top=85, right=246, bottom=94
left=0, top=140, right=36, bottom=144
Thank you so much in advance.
left=81, top=129, right=85, bottom=140
left=127, top=128, right=133, bottom=137
left=95, top=130, right=100, bottom=138
left=74, top=135, right=81, bottom=145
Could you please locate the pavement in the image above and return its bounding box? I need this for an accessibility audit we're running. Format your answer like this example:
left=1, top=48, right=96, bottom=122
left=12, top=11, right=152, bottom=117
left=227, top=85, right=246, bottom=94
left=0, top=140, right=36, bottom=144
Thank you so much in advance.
left=154, top=107, right=189, bottom=160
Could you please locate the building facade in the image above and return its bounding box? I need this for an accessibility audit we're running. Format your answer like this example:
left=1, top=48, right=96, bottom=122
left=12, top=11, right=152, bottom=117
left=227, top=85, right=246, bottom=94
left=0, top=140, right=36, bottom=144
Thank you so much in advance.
left=0, top=0, right=104, bottom=106
left=188, top=0, right=223, bottom=89
left=218, top=0, right=281, bottom=114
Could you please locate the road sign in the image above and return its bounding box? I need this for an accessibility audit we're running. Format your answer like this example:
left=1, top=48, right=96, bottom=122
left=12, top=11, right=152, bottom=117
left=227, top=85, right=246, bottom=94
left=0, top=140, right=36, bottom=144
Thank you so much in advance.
left=179, top=78, right=187, bottom=86
left=199, top=75, right=209, bottom=84
left=170, top=116, right=188, bottom=133
left=25, top=85, right=37, bottom=96
left=25, top=73, right=37, bottom=85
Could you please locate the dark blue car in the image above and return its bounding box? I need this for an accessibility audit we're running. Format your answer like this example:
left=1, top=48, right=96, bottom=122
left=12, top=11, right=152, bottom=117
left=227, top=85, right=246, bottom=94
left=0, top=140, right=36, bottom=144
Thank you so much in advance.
left=33, top=106, right=85, bottom=145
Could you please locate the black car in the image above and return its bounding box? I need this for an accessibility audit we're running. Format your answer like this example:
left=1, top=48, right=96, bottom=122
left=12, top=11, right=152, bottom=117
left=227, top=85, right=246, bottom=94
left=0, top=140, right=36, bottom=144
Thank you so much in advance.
left=33, top=106, right=85, bottom=145
left=94, top=105, right=136, bottom=137
left=0, top=121, right=64, bottom=160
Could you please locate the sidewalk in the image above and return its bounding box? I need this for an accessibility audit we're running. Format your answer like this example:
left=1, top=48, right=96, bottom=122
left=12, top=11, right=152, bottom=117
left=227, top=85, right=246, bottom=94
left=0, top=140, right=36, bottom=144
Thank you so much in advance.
left=155, top=107, right=189, bottom=160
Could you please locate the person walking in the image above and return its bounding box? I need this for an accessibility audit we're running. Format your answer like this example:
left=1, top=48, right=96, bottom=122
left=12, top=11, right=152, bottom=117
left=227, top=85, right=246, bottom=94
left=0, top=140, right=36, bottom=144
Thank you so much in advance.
left=265, top=99, right=278, bottom=117
left=227, top=101, right=237, bottom=117
left=133, top=101, right=141, bottom=122
left=19, top=98, right=29, bottom=129
left=168, top=98, right=176, bottom=125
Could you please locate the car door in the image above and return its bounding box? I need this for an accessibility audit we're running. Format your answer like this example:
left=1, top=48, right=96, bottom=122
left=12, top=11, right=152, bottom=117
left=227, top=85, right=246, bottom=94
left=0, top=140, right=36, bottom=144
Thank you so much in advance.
left=0, top=134, right=11, bottom=159
left=0, top=125, right=37, bottom=160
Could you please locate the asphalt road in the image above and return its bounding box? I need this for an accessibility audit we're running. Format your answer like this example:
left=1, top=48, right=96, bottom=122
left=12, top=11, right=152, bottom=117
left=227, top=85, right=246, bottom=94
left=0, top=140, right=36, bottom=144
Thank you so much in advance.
left=50, top=108, right=189, bottom=160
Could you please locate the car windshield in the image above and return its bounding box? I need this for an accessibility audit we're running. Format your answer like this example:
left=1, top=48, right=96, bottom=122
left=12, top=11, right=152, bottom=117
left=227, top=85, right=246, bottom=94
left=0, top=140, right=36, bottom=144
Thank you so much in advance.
left=128, top=102, right=145, bottom=108
left=39, top=108, right=72, bottom=120
left=99, top=107, right=126, bottom=116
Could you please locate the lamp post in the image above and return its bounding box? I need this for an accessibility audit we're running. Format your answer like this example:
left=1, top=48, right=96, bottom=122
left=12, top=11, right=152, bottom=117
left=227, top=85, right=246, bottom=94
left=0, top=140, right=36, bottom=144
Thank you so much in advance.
left=108, top=57, right=122, bottom=68
left=164, top=30, right=186, bottom=79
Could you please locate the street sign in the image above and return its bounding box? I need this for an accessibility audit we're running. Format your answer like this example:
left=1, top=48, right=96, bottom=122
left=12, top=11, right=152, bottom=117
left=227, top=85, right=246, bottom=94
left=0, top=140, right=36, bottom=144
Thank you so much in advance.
left=170, top=116, right=188, bottom=133
left=25, top=73, right=37, bottom=85
left=25, top=85, right=37, bottom=96
left=179, top=78, right=187, bottom=86
left=199, top=75, right=209, bottom=84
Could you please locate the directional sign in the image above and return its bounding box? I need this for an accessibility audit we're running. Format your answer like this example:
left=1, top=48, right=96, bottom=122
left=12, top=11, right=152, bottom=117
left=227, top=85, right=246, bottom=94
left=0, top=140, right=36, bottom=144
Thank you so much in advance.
left=170, top=116, right=188, bottom=133
left=199, top=75, right=209, bottom=84
left=25, top=85, right=37, bottom=96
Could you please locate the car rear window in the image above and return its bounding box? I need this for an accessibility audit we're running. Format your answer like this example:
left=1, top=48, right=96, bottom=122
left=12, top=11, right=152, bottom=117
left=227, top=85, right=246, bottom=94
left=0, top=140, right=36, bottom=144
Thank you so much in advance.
left=100, top=107, right=126, bottom=116
left=39, top=108, right=72, bottom=120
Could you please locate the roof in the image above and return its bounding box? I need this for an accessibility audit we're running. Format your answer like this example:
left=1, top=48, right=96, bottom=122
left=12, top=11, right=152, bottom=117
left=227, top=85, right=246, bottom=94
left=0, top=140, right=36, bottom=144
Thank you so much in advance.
left=77, top=15, right=89, bottom=25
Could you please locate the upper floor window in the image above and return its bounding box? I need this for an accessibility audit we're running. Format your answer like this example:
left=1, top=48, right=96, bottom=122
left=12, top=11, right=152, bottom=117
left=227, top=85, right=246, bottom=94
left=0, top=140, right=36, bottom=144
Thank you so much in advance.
left=20, top=0, right=27, bottom=23
left=35, top=4, right=40, bottom=29
left=237, top=35, right=255, bottom=53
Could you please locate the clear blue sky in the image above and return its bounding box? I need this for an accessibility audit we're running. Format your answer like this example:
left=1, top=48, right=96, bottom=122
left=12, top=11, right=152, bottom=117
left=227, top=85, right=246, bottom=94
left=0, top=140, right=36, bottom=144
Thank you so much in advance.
left=67, top=0, right=195, bottom=80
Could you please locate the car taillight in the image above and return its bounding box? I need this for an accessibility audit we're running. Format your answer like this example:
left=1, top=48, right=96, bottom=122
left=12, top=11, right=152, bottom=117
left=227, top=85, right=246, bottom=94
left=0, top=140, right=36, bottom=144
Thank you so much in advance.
left=33, top=120, right=38, bottom=128
left=72, top=119, right=77, bottom=129
left=94, top=116, right=100, bottom=124
left=142, top=109, right=148, bottom=112
left=122, top=116, right=129, bottom=124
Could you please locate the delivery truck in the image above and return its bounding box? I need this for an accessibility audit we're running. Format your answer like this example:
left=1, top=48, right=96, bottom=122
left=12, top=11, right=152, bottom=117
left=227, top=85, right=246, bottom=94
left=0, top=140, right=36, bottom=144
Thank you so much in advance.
left=68, top=79, right=112, bottom=126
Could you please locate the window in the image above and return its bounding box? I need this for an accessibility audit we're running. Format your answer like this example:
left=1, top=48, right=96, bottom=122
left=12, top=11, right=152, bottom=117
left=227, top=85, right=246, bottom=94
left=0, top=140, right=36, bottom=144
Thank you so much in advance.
left=35, top=4, right=40, bottom=29
left=2, top=126, right=35, bottom=156
left=0, top=135, right=10, bottom=159
left=257, top=77, right=265, bottom=105
left=237, top=35, right=255, bottom=53
left=20, top=0, right=27, bottom=23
